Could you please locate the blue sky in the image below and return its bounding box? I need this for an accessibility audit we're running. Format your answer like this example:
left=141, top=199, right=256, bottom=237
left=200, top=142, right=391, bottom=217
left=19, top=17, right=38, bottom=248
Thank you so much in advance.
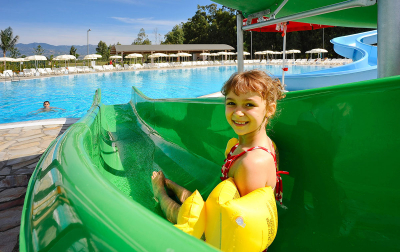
left=1, top=0, right=220, bottom=46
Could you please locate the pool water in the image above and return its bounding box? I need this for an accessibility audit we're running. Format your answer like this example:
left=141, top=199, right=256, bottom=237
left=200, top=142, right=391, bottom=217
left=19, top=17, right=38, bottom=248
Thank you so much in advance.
left=0, top=64, right=330, bottom=124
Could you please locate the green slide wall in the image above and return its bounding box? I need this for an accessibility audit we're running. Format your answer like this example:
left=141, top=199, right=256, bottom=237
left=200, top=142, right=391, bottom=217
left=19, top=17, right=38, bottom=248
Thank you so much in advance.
left=21, top=75, right=400, bottom=251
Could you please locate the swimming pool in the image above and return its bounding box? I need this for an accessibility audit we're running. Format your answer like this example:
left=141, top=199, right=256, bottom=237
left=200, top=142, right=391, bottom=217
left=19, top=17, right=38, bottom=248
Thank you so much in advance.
left=0, top=64, right=330, bottom=124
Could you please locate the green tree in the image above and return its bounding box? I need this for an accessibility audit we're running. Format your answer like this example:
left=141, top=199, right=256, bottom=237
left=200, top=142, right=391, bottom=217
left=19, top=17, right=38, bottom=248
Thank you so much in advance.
left=70, top=46, right=79, bottom=59
left=208, top=6, right=236, bottom=46
left=163, top=24, right=184, bottom=44
left=183, top=6, right=210, bottom=44
left=0, top=26, right=19, bottom=57
left=9, top=47, right=21, bottom=58
left=178, top=4, right=236, bottom=46
left=132, top=28, right=151, bottom=45
left=47, top=54, right=54, bottom=67
left=96, top=41, right=110, bottom=60
left=33, top=44, right=44, bottom=55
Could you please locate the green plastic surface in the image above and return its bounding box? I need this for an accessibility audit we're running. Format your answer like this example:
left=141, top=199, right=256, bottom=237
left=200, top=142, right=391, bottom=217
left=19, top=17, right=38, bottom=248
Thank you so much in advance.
left=211, top=0, right=377, bottom=28
left=21, top=75, right=400, bottom=251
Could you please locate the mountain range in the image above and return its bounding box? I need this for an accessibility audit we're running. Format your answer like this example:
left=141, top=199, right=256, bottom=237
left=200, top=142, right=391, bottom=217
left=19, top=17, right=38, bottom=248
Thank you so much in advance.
left=11, top=43, right=99, bottom=59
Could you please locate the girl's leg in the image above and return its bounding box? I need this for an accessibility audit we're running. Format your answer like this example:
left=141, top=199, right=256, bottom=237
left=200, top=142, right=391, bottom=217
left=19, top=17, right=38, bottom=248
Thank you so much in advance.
left=165, top=178, right=193, bottom=204
left=151, top=171, right=180, bottom=224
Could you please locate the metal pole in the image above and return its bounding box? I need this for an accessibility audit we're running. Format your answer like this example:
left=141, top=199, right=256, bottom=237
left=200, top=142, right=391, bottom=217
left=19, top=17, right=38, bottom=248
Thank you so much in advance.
left=282, top=25, right=287, bottom=85
left=87, top=29, right=91, bottom=55
left=322, top=28, right=325, bottom=58
left=237, top=12, right=244, bottom=73
left=251, top=31, right=253, bottom=60
left=378, top=0, right=400, bottom=78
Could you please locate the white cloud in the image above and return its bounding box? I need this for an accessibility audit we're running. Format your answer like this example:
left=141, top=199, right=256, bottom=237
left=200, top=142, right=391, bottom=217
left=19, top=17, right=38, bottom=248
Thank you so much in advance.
left=111, top=17, right=183, bottom=27
left=90, top=0, right=145, bottom=5
left=3, top=22, right=174, bottom=46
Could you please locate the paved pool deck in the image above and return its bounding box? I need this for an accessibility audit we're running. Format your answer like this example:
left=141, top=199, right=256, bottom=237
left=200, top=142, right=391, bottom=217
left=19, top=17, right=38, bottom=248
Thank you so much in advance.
left=0, top=118, right=79, bottom=252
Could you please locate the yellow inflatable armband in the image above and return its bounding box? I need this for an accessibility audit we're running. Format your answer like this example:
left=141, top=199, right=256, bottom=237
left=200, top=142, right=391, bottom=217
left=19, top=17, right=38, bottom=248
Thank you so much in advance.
left=205, top=178, right=278, bottom=252
left=174, top=190, right=206, bottom=239
left=225, top=138, right=239, bottom=158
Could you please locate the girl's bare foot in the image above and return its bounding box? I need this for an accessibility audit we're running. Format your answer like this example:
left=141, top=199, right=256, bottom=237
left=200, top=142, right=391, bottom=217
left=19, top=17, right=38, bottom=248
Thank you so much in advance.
left=151, top=171, right=166, bottom=202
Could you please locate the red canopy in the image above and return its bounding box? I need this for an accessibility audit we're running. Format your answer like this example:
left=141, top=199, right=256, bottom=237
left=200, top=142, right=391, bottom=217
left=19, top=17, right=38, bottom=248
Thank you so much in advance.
left=243, top=18, right=334, bottom=36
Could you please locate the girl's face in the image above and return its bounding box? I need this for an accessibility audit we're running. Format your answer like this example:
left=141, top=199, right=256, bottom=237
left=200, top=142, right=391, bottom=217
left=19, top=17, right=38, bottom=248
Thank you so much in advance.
left=225, top=91, right=268, bottom=136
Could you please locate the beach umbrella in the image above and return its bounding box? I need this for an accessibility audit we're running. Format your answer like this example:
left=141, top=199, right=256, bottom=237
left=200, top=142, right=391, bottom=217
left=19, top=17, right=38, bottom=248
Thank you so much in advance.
left=243, top=19, right=333, bottom=85
left=83, top=54, right=101, bottom=67
left=310, top=48, right=328, bottom=58
left=25, top=55, right=47, bottom=69
left=226, top=52, right=236, bottom=61
left=0, top=57, right=15, bottom=70
left=149, top=54, right=161, bottom=63
left=287, top=49, right=301, bottom=59
left=168, top=54, right=178, bottom=62
left=242, top=51, right=250, bottom=59
left=87, top=54, right=102, bottom=58
left=254, top=51, right=264, bottom=60
left=126, top=53, right=143, bottom=64
left=264, top=50, right=274, bottom=60
left=217, top=51, right=229, bottom=61
left=200, top=52, right=211, bottom=61
left=184, top=53, right=192, bottom=61
left=157, top=53, right=169, bottom=62
left=176, top=52, right=189, bottom=62
left=305, top=50, right=314, bottom=59
left=210, top=53, right=219, bottom=61
left=83, top=55, right=98, bottom=60
left=54, top=55, right=76, bottom=67
left=12, top=58, right=29, bottom=72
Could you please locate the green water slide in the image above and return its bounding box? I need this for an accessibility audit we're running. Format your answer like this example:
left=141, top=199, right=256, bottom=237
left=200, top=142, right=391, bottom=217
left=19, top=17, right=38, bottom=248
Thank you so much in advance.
left=21, top=75, right=400, bottom=251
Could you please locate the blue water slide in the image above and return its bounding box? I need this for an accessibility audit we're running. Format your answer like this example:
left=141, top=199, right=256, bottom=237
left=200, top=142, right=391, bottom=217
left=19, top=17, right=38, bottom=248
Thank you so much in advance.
left=283, top=30, right=377, bottom=91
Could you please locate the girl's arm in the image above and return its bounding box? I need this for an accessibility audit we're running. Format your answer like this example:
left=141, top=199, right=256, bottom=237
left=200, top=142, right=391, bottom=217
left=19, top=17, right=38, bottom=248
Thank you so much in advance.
left=233, top=150, right=276, bottom=196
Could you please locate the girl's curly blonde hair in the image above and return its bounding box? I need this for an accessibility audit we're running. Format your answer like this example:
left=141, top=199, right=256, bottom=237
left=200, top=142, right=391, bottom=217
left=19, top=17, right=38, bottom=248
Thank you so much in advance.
left=221, top=70, right=286, bottom=118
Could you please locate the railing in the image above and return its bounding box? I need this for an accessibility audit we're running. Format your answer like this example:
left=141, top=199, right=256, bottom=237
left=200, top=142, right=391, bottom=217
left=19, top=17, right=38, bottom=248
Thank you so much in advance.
left=12, top=72, right=20, bottom=82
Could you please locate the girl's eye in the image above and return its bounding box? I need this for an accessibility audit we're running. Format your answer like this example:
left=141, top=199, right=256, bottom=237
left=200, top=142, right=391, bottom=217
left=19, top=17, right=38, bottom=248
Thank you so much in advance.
left=226, top=102, right=235, bottom=106
left=246, top=103, right=255, bottom=107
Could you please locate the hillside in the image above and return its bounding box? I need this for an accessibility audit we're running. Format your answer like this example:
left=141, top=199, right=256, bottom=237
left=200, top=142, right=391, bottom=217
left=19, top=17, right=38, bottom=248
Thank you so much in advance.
left=11, top=43, right=99, bottom=59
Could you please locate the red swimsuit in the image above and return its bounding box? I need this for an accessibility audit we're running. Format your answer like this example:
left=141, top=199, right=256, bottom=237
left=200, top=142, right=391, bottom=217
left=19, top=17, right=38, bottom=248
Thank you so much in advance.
left=220, top=143, right=289, bottom=204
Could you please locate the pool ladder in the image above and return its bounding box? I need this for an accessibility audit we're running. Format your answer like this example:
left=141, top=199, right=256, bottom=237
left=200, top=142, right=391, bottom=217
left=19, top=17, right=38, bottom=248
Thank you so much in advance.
left=3, top=71, right=20, bottom=82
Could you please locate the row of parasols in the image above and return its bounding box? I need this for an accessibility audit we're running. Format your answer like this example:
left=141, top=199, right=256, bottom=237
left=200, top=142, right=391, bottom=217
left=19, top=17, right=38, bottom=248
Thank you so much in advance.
left=0, top=55, right=73, bottom=71
left=1, top=48, right=328, bottom=71
left=255, top=48, right=328, bottom=59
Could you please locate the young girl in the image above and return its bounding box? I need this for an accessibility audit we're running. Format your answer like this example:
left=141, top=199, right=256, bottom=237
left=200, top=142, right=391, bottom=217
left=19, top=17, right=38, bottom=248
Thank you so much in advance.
left=151, top=69, right=286, bottom=224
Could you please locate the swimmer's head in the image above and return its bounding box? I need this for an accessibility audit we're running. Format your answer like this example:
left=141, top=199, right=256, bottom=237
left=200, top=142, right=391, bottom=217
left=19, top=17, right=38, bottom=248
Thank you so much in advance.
left=43, top=101, right=50, bottom=108
left=221, top=70, right=286, bottom=120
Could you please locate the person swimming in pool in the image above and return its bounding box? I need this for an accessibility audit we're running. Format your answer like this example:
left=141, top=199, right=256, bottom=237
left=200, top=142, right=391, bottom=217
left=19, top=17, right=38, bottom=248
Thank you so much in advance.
left=34, top=101, right=65, bottom=114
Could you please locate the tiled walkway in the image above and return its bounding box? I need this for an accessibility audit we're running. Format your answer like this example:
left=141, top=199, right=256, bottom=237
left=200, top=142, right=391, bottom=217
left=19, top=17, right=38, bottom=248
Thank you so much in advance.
left=0, top=118, right=79, bottom=252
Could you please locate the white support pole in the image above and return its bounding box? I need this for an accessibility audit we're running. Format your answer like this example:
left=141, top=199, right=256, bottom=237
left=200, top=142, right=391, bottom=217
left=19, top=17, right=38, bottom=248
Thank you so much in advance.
left=281, top=25, right=287, bottom=85
left=251, top=31, right=253, bottom=60
left=237, top=13, right=244, bottom=73
left=377, top=0, right=400, bottom=78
